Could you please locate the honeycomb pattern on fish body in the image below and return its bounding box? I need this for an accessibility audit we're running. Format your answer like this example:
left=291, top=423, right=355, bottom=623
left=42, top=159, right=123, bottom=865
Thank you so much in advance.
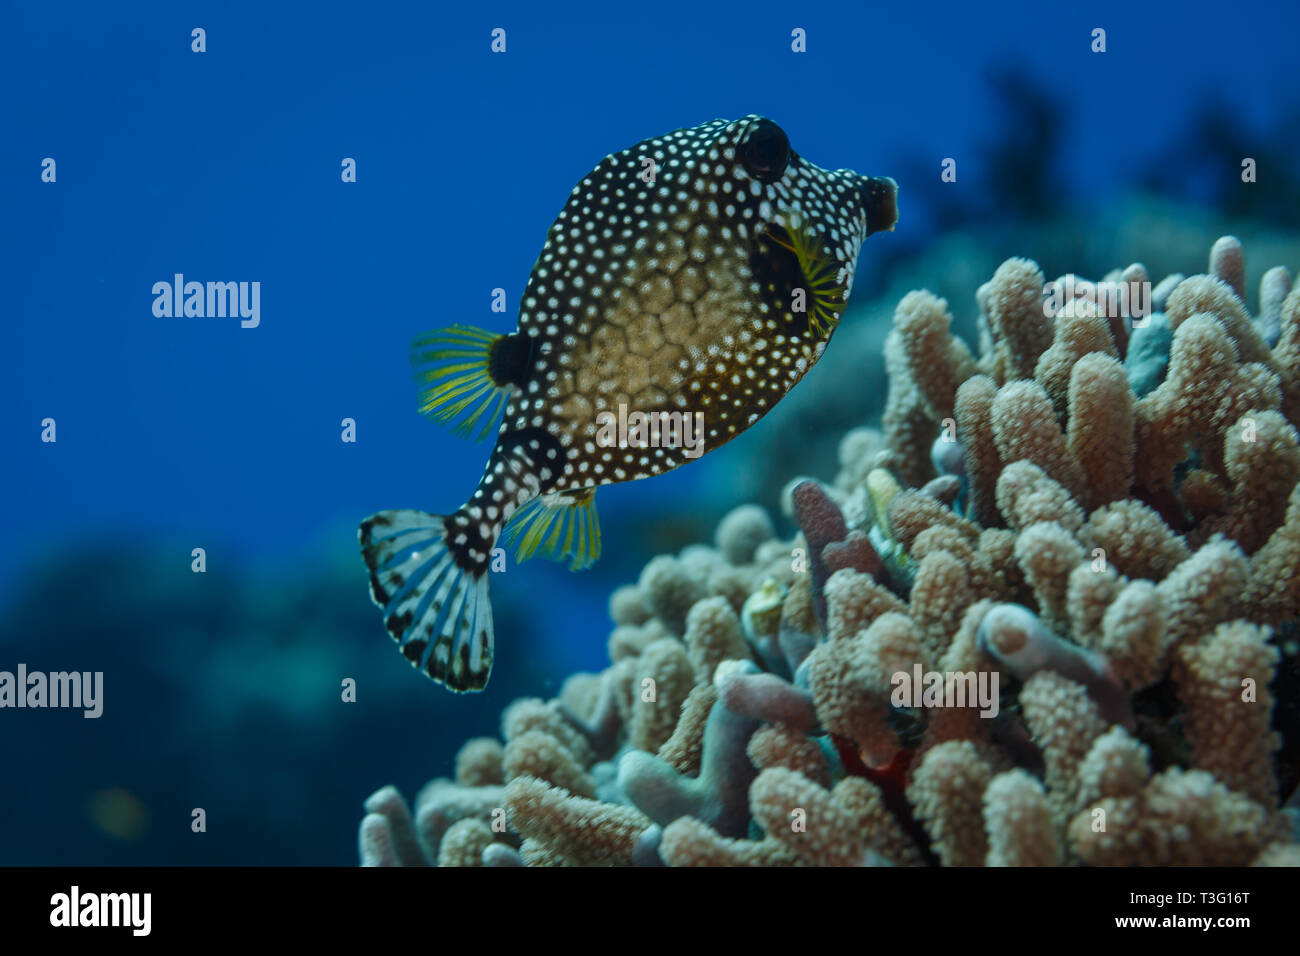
left=501, top=116, right=895, bottom=493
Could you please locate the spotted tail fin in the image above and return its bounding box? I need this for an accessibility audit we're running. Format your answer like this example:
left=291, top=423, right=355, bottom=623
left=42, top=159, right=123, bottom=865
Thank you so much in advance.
left=358, top=509, right=494, bottom=692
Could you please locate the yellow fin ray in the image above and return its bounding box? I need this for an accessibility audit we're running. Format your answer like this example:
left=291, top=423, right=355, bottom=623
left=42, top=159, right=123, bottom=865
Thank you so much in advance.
left=503, top=489, right=601, bottom=571
left=767, top=211, right=847, bottom=336
left=410, top=325, right=511, bottom=441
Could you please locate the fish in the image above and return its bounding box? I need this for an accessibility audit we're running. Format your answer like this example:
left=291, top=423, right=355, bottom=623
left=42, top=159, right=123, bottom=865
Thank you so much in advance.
left=360, top=115, right=898, bottom=692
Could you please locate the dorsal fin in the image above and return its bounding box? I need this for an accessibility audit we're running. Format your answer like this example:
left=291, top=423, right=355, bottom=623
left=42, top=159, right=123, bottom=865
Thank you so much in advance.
left=409, top=325, right=523, bottom=441
left=488, top=331, right=536, bottom=390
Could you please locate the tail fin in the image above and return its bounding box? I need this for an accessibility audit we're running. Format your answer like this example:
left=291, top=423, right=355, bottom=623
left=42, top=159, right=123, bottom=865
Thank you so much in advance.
left=358, top=509, right=494, bottom=692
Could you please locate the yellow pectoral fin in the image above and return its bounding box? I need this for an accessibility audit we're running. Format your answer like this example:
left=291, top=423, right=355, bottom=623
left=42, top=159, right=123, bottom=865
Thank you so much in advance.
left=410, top=324, right=511, bottom=441
left=767, top=215, right=847, bottom=336
left=503, top=489, right=601, bottom=571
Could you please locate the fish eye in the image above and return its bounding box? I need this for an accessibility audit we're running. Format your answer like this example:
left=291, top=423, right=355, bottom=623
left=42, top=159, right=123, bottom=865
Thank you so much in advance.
left=741, top=119, right=790, bottom=183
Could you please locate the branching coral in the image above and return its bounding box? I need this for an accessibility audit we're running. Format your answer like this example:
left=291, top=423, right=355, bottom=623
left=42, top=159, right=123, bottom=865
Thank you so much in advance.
left=907, top=741, right=992, bottom=866
left=616, top=665, right=762, bottom=838
left=505, top=776, right=651, bottom=866
left=358, top=237, right=1298, bottom=867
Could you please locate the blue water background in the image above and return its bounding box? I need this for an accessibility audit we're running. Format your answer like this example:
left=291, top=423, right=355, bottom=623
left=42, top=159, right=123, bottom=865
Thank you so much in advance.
left=1, top=0, right=1296, bottom=862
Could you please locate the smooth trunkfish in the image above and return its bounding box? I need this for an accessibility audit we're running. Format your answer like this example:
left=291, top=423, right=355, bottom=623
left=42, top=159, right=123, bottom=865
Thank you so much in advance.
left=360, top=115, right=898, bottom=691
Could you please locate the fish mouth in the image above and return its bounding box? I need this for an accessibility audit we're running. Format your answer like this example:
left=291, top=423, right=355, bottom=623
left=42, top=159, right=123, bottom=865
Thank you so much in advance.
left=861, top=175, right=899, bottom=236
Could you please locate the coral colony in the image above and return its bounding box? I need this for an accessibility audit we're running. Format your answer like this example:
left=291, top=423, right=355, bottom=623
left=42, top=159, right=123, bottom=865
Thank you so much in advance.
left=359, top=237, right=1299, bottom=866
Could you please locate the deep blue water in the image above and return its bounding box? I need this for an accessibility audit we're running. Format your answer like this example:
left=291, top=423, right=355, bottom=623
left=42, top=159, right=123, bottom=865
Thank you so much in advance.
left=1, top=0, right=1296, bottom=863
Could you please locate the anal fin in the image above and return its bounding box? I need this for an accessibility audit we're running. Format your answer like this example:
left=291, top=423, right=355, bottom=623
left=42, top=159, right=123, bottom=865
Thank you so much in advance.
left=502, top=488, right=601, bottom=571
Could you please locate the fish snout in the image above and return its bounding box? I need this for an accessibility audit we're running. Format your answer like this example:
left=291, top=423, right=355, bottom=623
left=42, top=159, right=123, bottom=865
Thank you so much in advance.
left=860, top=175, right=899, bottom=236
